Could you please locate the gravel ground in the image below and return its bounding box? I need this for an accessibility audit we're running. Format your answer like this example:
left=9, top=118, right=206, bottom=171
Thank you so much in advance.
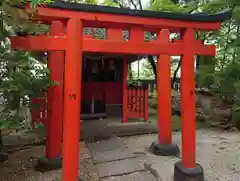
left=0, top=142, right=99, bottom=181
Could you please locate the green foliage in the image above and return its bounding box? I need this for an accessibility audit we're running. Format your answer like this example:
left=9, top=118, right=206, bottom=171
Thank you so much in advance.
left=102, top=0, right=120, bottom=7
left=150, top=0, right=191, bottom=12
left=200, top=0, right=230, bottom=13
left=191, top=0, right=240, bottom=128
left=0, top=0, right=53, bottom=129
left=127, top=79, right=143, bottom=87
left=196, top=56, right=216, bottom=88
left=141, top=60, right=154, bottom=79
left=197, top=59, right=240, bottom=126
left=0, top=46, right=52, bottom=129
left=21, top=0, right=53, bottom=8
left=63, top=0, right=98, bottom=5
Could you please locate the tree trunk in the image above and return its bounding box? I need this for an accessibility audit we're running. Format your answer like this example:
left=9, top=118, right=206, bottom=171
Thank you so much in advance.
left=128, top=64, right=133, bottom=80
left=195, top=55, right=200, bottom=71
left=171, top=60, right=181, bottom=89
left=137, top=59, right=140, bottom=79
left=0, top=128, right=8, bottom=162
left=232, top=23, right=240, bottom=62
left=147, top=56, right=157, bottom=80
left=221, top=21, right=232, bottom=69
left=0, top=129, right=2, bottom=151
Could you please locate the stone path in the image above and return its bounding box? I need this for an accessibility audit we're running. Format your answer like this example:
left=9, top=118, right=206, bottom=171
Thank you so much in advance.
left=87, top=129, right=240, bottom=181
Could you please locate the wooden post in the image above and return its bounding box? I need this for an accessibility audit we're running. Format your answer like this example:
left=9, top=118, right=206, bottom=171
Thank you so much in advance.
left=122, top=57, right=128, bottom=123
left=144, top=88, right=148, bottom=121
left=150, top=29, right=179, bottom=157
left=180, top=28, right=196, bottom=168
left=62, top=18, right=82, bottom=181
left=45, top=21, right=65, bottom=160
left=157, top=29, right=172, bottom=144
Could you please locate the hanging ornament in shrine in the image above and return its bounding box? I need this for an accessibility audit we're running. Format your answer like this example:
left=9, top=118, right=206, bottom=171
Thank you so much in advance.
left=101, top=56, right=104, bottom=70
left=83, top=57, right=86, bottom=71
left=91, top=59, right=98, bottom=74
left=108, top=59, right=115, bottom=70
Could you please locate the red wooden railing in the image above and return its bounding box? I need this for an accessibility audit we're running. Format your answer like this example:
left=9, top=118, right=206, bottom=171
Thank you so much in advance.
left=31, top=94, right=48, bottom=127
left=31, top=85, right=149, bottom=126
left=82, top=82, right=122, bottom=104
left=127, top=87, right=148, bottom=121
left=82, top=82, right=105, bottom=102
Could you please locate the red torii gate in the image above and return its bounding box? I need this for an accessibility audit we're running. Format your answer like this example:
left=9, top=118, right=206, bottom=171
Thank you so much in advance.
left=10, top=2, right=231, bottom=181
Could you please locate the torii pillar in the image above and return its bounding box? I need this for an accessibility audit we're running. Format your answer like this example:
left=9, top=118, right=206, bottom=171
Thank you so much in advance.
left=36, top=21, right=65, bottom=171
left=62, top=18, right=82, bottom=181
left=173, top=28, right=204, bottom=181
left=149, top=29, right=180, bottom=156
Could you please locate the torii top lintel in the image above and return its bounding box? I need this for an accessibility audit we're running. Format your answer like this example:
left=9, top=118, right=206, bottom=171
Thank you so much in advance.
left=22, top=1, right=232, bottom=31
left=11, top=1, right=231, bottom=55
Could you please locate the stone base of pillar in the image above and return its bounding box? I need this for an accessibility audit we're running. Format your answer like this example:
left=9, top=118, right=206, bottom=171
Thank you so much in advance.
left=79, top=177, right=87, bottom=181
left=35, top=156, right=62, bottom=172
left=174, top=161, right=204, bottom=181
left=149, top=140, right=180, bottom=156
left=0, top=151, right=8, bottom=162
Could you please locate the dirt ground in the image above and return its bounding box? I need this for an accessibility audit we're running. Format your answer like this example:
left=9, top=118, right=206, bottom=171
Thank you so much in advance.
left=0, top=142, right=99, bottom=181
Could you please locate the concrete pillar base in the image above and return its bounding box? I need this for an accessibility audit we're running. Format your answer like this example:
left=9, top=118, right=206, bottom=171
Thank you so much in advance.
left=174, top=161, right=204, bottom=181
left=149, top=140, right=180, bottom=156
left=0, top=151, right=8, bottom=162
left=79, top=177, right=87, bottom=181
left=35, top=156, right=62, bottom=172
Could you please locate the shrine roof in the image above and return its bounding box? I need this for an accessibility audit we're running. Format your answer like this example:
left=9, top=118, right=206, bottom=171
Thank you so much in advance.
left=45, top=1, right=232, bottom=22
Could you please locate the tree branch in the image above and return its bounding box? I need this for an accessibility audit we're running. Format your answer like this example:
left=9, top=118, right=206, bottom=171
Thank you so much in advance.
left=171, top=60, right=181, bottom=89
left=138, top=0, right=143, bottom=10
left=232, top=23, right=240, bottom=63
left=112, top=0, right=124, bottom=8
left=0, top=129, right=3, bottom=151
left=221, top=21, right=232, bottom=67
left=129, top=0, right=138, bottom=9
left=147, top=55, right=157, bottom=80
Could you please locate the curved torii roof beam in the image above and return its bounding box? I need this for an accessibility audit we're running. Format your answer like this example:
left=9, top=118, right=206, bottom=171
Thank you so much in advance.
left=15, top=1, right=232, bottom=31
left=10, top=2, right=231, bottom=55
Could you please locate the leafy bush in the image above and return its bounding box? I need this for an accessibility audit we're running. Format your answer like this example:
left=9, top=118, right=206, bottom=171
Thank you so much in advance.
left=0, top=45, right=52, bottom=129
left=197, top=60, right=240, bottom=129
left=0, top=0, right=54, bottom=129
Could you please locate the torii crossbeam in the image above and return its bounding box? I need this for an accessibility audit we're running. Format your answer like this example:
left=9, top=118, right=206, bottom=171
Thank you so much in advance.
left=11, top=35, right=216, bottom=55
left=10, top=1, right=231, bottom=181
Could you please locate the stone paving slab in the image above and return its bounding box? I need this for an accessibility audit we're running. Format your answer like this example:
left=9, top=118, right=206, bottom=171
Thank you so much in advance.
left=96, top=157, right=148, bottom=178
left=91, top=149, right=138, bottom=164
left=88, top=137, right=128, bottom=153
left=81, top=117, right=157, bottom=141
left=101, top=171, right=157, bottom=181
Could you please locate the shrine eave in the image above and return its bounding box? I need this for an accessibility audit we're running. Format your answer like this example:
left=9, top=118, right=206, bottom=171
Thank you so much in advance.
left=46, top=1, right=232, bottom=22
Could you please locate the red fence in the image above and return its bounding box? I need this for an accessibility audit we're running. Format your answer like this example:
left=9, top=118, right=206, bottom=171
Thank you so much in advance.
left=31, top=85, right=149, bottom=126
left=82, top=82, right=105, bottom=101
left=127, top=87, right=148, bottom=121
left=82, top=82, right=122, bottom=105
left=31, top=95, right=48, bottom=127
